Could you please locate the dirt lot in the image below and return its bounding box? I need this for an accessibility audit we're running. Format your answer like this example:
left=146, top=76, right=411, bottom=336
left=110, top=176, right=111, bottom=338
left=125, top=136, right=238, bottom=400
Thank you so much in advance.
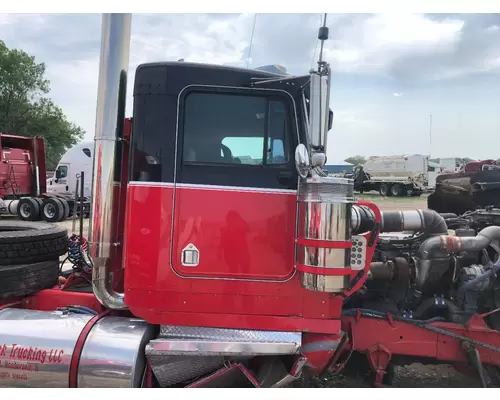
left=357, top=192, right=428, bottom=211
left=56, top=193, right=481, bottom=388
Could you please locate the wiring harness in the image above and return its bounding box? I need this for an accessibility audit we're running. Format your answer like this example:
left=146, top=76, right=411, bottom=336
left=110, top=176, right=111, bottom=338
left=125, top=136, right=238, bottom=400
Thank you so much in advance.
left=60, top=234, right=92, bottom=276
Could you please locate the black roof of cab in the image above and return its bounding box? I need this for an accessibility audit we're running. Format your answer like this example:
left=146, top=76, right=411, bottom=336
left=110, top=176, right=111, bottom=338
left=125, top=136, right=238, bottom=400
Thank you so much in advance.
left=133, top=61, right=309, bottom=97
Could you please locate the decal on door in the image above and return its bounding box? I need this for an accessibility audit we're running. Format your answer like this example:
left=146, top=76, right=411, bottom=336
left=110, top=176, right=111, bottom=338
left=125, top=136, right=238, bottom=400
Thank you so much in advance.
left=181, top=243, right=199, bottom=267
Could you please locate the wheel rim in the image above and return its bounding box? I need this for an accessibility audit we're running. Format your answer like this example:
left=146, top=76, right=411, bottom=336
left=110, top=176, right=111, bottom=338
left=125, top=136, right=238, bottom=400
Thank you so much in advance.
left=20, top=204, right=31, bottom=218
left=44, top=204, right=56, bottom=219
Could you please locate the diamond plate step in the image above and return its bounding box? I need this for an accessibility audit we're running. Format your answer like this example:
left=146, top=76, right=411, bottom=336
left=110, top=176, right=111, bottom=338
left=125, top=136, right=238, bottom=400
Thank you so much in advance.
left=146, top=325, right=302, bottom=357
left=145, top=325, right=302, bottom=387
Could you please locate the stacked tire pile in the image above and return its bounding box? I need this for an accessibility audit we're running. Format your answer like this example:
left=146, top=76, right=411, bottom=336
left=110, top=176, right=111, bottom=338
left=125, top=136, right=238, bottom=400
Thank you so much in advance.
left=0, top=221, right=68, bottom=299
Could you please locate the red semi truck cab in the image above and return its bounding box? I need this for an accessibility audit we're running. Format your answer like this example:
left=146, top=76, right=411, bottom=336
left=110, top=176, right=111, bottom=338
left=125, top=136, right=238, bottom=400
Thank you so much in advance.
left=0, top=133, right=90, bottom=222
left=121, top=62, right=356, bottom=332
left=3, top=14, right=500, bottom=389
left=0, top=133, right=46, bottom=200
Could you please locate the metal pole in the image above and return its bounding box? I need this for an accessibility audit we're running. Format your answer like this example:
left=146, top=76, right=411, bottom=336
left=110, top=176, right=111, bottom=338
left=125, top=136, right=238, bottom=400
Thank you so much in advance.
left=88, top=13, right=132, bottom=310
left=79, top=171, right=84, bottom=241
left=72, top=174, right=80, bottom=234
left=429, top=114, right=433, bottom=157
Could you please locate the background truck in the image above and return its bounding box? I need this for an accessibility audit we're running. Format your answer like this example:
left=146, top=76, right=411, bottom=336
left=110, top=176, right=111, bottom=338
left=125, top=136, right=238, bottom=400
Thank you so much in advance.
left=428, top=158, right=500, bottom=215
left=46, top=141, right=93, bottom=198
left=357, top=153, right=440, bottom=195
left=439, top=157, right=465, bottom=173
left=348, top=154, right=434, bottom=196
left=0, top=132, right=89, bottom=222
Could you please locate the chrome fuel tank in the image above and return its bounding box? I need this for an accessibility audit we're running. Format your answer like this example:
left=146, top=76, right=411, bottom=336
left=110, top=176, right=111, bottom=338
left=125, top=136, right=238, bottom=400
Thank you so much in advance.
left=0, top=308, right=155, bottom=388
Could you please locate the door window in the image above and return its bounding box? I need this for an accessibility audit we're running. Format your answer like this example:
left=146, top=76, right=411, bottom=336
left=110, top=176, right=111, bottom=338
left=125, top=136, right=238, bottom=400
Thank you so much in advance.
left=182, top=92, right=290, bottom=167
left=56, top=165, right=68, bottom=179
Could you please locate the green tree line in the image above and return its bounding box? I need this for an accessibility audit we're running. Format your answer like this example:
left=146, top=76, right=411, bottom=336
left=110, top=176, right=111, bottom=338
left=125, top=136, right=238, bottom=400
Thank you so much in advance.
left=0, top=40, right=84, bottom=169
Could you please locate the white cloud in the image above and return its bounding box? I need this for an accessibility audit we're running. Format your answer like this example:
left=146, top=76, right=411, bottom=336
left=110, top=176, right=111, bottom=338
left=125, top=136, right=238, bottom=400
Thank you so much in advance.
left=333, top=110, right=379, bottom=128
left=486, top=25, right=500, bottom=33
left=1, top=13, right=500, bottom=159
left=324, top=14, right=465, bottom=76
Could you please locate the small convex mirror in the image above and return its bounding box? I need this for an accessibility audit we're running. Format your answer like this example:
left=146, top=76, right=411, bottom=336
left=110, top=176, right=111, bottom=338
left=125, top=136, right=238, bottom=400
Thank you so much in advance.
left=295, top=144, right=311, bottom=178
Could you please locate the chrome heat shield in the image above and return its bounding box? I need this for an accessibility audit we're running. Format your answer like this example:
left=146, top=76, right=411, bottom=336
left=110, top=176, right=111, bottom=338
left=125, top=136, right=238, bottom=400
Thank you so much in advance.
left=145, top=325, right=302, bottom=387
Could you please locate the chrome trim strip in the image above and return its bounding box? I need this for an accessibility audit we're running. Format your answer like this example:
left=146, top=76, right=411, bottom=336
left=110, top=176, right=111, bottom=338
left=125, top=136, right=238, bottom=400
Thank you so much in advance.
left=128, top=181, right=297, bottom=194
left=146, top=339, right=300, bottom=356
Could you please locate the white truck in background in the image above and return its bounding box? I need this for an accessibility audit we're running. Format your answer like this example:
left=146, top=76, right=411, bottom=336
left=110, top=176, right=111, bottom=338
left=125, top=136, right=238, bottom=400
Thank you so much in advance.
left=439, top=157, right=464, bottom=173
left=46, top=141, right=93, bottom=198
left=350, top=154, right=440, bottom=197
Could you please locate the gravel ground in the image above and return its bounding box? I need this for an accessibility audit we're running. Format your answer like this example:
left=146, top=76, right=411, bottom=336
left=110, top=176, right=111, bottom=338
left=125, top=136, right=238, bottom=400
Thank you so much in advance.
left=295, top=364, right=480, bottom=388
left=56, top=193, right=484, bottom=388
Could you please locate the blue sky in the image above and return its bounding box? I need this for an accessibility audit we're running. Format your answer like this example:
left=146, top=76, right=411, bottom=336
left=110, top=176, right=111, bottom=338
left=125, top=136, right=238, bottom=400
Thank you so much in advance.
left=1, top=13, right=499, bottom=163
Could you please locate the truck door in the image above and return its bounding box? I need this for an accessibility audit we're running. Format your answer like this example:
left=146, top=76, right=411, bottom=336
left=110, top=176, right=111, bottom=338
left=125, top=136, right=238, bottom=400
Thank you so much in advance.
left=170, top=87, right=298, bottom=281
left=427, top=165, right=439, bottom=188
left=80, top=146, right=93, bottom=197
left=50, top=163, right=70, bottom=194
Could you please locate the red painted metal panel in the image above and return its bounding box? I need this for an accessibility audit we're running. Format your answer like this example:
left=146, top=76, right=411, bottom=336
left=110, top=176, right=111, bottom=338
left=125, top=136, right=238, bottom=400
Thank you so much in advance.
left=342, top=315, right=500, bottom=366
left=123, top=183, right=352, bottom=328
left=171, top=185, right=296, bottom=280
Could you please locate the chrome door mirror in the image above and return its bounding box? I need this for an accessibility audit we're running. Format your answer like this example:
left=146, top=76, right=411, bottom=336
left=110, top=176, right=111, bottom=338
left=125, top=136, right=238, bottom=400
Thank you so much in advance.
left=295, top=144, right=311, bottom=178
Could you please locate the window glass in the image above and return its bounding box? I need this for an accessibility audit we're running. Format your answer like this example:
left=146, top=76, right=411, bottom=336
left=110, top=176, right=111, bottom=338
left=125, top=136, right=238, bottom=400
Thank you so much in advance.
left=221, top=137, right=264, bottom=165
left=183, top=92, right=289, bottom=166
left=82, top=148, right=91, bottom=158
left=57, top=165, right=68, bottom=178
left=266, top=100, right=288, bottom=165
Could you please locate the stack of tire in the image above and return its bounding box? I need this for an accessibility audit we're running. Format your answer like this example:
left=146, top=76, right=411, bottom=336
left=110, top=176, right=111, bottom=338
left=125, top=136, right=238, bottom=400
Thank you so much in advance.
left=0, top=221, right=68, bottom=299
left=17, top=197, right=70, bottom=222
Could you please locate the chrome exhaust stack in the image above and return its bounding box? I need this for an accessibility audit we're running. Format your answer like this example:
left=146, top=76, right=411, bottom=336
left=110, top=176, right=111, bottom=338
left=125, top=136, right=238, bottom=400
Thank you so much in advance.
left=308, top=14, right=331, bottom=173
left=88, top=13, right=132, bottom=310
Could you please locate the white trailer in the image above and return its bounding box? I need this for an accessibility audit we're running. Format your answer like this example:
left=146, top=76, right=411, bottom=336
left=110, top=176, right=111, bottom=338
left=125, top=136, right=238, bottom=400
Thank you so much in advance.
left=46, top=141, right=93, bottom=198
left=353, top=154, right=432, bottom=196
left=364, top=154, right=442, bottom=189
left=363, top=154, right=429, bottom=180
